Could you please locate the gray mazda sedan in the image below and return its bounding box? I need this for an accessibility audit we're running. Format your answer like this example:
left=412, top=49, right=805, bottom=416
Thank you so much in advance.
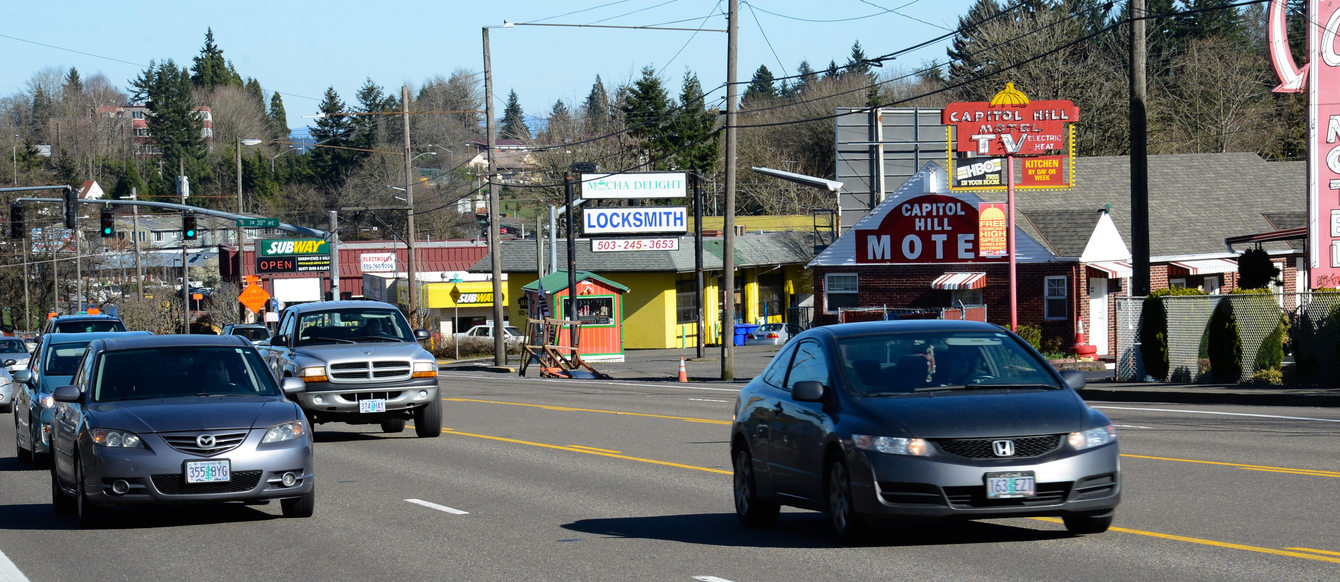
left=49, top=334, right=314, bottom=525
left=730, top=319, right=1119, bottom=542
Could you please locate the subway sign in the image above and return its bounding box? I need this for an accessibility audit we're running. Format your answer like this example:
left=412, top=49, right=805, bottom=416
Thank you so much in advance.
left=259, top=238, right=329, bottom=257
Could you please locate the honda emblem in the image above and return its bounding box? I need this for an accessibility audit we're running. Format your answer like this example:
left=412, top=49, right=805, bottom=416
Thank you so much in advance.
left=992, top=440, right=1015, bottom=457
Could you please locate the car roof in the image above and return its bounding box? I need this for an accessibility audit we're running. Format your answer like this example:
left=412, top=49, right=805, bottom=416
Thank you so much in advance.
left=93, top=333, right=252, bottom=351
left=806, top=319, right=1006, bottom=340
left=227, top=323, right=268, bottom=329
left=48, top=314, right=122, bottom=322
left=42, top=331, right=151, bottom=345
left=284, top=300, right=399, bottom=314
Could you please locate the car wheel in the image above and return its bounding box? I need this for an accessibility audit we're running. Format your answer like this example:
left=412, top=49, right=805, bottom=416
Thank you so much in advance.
left=1063, top=511, right=1114, bottom=535
left=732, top=445, right=779, bottom=527
left=15, top=416, right=32, bottom=465
left=74, top=455, right=101, bottom=527
left=380, top=418, right=406, bottom=433
left=826, top=458, right=865, bottom=543
left=413, top=397, right=442, bottom=438
left=281, top=487, right=315, bottom=518
left=50, top=461, right=73, bottom=515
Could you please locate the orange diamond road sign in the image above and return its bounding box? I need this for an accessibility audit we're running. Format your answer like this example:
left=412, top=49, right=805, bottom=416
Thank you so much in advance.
left=239, top=284, right=271, bottom=313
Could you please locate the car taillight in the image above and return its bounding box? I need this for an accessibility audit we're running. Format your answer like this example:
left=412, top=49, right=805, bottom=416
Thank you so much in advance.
left=766, top=333, right=780, bottom=339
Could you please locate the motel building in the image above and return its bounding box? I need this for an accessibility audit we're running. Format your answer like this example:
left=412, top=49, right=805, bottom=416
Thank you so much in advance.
left=808, top=152, right=1305, bottom=358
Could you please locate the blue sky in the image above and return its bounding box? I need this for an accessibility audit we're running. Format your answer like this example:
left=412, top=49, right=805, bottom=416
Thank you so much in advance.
left=0, top=0, right=977, bottom=130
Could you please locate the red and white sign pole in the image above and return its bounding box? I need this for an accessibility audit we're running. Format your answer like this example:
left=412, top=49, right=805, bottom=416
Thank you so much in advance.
left=1007, top=154, right=1017, bottom=331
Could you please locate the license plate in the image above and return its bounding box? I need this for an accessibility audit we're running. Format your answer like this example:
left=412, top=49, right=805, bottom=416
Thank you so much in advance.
left=185, top=460, right=231, bottom=484
left=359, top=398, right=386, bottom=413
left=985, top=471, right=1036, bottom=499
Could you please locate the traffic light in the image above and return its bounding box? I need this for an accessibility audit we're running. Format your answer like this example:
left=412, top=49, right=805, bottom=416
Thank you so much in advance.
left=100, top=208, right=115, bottom=238
left=182, top=213, right=197, bottom=240
left=9, top=204, right=23, bottom=239
left=63, top=187, right=77, bottom=229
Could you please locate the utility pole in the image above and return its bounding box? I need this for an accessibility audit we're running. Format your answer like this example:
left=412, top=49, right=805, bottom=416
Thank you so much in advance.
left=329, top=210, right=340, bottom=299
left=403, top=85, right=419, bottom=326
left=721, top=0, right=739, bottom=380
left=180, top=158, right=189, bottom=333
left=236, top=137, right=246, bottom=321
left=484, top=26, right=506, bottom=367
left=1130, top=0, right=1150, bottom=297
left=694, top=171, right=705, bottom=359
left=132, top=188, right=143, bottom=301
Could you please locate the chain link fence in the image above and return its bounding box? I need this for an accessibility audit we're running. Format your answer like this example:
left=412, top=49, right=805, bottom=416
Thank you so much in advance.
left=1114, top=292, right=1340, bottom=385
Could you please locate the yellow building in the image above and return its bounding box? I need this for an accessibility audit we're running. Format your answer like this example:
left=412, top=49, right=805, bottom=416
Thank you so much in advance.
left=472, top=231, right=816, bottom=349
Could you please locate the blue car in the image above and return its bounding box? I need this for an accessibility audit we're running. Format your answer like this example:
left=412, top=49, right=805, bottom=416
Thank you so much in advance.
left=13, top=331, right=150, bottom=464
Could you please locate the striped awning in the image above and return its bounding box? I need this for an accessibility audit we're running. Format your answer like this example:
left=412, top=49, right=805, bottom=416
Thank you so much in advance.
left=1086, top=261, right=1132, bottom=278
left=1169, top=258, right=1237, bottom=275
left=931, top=272, right=987, bottom=290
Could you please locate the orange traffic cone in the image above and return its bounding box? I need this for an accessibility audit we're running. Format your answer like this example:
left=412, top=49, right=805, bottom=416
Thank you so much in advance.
left=678, top=357, right=688, bottom=383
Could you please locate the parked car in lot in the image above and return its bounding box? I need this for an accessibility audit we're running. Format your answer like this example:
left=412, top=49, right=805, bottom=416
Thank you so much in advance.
left=40, top=314, right=127, bottom=336
left=744, top=323, right=799, bottom=346
left=49, top=334, right=314, bottom=525
left=456, top=323, right=525, bottom=346
left=13, top=331, right=152, bottom=464
left=258, top=300, right=440, bottom=437
left=730, top=319, right=1120, bottom=542
left=221, top=323, right=271, bottom=343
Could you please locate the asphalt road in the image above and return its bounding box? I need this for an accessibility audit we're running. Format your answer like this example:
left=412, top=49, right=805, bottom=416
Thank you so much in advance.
left=1, top=370, right=1338, bottom=581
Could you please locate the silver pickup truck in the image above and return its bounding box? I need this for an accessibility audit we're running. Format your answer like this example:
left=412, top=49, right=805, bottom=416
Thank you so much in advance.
left=259, top=300, right=441, bottom=437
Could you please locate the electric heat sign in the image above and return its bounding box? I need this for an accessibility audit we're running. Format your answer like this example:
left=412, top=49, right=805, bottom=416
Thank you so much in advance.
left=856, top=195, right=1004, bottom=264
left=942, top=96, right=1078, bottom=156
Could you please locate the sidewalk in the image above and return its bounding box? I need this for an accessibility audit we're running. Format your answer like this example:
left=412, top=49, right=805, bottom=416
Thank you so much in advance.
left=442, top=347, right=1340, bottom=407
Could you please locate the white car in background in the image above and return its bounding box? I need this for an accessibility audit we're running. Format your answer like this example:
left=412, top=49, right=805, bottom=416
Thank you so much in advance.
left=456, top=324, right=525, bottom=347
left=0, top=336, right=31, bottom=373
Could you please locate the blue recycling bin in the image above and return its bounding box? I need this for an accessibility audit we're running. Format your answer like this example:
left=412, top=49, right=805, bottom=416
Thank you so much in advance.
left=734, top=324, right=759, bottom=346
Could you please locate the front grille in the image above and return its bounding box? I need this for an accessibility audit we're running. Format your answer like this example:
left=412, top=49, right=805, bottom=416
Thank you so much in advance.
left=151, top=470, right=263, bottom=495
left=328, top=360, right=412, bottom=382
left=934, top=435, right=1062, bottom=459
left=337, top=391, right=403, bottom=403
left=161, top=431, right=249, bottom=456
left=944, top=482, right=1071, bottom=508
left=878, top=482, right=946, bottom=506
left=1072, top=473, right=1118, bottom=500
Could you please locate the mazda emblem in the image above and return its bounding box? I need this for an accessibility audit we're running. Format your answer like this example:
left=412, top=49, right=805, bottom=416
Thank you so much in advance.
left=196, top=434, right=216, bottom=448
left=992, top=440, right=1015, bottom=457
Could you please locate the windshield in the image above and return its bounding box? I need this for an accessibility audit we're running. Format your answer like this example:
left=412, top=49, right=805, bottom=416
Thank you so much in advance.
left=92, top=346, right=280, bottom=401
left=44, top=341, right=93, bottom=376
left=296, top=308, right=413, bottom=345
left=231, top=327, right=270, bottom=341
left=54, top=320, right=126, bottom=333
left=837, top=330, right=1059, bottom=395
left=0, top=339, right=26, bottom=353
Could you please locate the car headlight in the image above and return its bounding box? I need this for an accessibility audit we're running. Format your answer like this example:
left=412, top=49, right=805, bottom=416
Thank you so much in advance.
left=298, top=366, right=327, bottom=383
left=412, top=361, right=437, bottom=378
left=262, top=420, right=306, bottom=443
left=90, top=428, right=144, bottom=448
left=1068, top=424, right=1117, bottom=450
left=40, top=394, right=55, bottom=408
left=852, top=434, right=933, bottom=456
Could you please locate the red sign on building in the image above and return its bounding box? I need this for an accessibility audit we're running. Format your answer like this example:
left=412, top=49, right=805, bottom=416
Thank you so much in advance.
left=941, top=84, right=1078, bottom=156
left=855, top=195, right=1007, bottom=264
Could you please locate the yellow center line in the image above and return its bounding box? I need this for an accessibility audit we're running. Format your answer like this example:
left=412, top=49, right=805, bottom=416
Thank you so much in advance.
left=444, top=397, right=731, bottom=425
left=567, top=444, right=623, bottom=454
left=1030, top=518, right=1340, bottom=564
left=440, top=427, right=731, bottom=475
left=1120, top=454, right=1340, bottom=478
left=1285, top=547, right=1340, bottom=557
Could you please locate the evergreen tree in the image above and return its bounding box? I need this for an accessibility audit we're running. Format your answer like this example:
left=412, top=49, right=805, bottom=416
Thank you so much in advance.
left=825, top=60, right=840, bottom=79
left=621, top=66, right=673, bottom=169
left=308, top=87, right=358, bottom=194
left=544, top=100, right=576, bottom=143
left=244, top=78, right=265, bottom=107
left=110, top=158, right=145, bottom=199
left=500, top=90, right=531, bottom=140
left=583, top=75, right=613, bottom=135
left=29, top=86, right=55, bottom=140
left=669, top=71, right=719, bottom=174
left=191, top=28, right=232, bottom=90
left=130, top=59, right=207, bottom=191
left=790, top=60, right=816, bottom=96
left=62, top=68, right=83, bottom=98
left=268, top=92, right=288, bottom=138
left=946, top=0, right=1004, bottom=89
left=845, top=40, right=872, bottom=78
left=354, top=78, right=395, bottom=151
left=741, top=65, right=777, bottom=105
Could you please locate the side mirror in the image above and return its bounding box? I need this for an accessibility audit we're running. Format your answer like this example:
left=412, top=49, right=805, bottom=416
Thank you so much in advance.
left=792, top=380, right=826, bottom=402
left=12, top=370, right=31, bottom=383
left=414, top=329, right=431, bottom=341
left=280, top=377, right=305, bottom=395
left=1061, top=369, right=1086, bottom=390
left=272, top=334, right=288, bottom=347
left=53, top=385, right=81, bottom=403
left=2, top=359, right=14, bottom=367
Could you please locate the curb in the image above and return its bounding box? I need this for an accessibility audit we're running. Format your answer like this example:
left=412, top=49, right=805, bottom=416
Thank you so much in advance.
left=1078, top=388, right=1340, bottom=408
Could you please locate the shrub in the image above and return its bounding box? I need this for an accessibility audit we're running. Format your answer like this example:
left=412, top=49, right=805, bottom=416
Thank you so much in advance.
left=1138, top=287, right=1206, bottom=381
left=1206, top=298, right=1243, bottom=383
left=1248, top=367, right=1283, bottom=386
left=1017, top=324, right=1042, bottom=351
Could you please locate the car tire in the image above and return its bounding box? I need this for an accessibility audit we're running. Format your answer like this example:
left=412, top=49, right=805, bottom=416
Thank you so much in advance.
left=413, top=397, right=441, bottom=438
left=732, top=445, right=779, bottom=527
left=826, top=458, right=866, bottom=544
left=74, top=455, right=101, bottom=527
left=15, top=416, right=32, bottom=465
left=380, top=418, right=406, bottom=433
left=1063, top=511, right=1114, bottom=535
left=50, top=461, right=73, bottom=515
left=281, top=487, right=315, bottom=518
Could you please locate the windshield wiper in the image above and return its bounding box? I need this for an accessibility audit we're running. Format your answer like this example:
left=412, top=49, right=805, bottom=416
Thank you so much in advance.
left=914, top=383, right=1060, bottom=393
left=301, top=336, right=355, bottom=344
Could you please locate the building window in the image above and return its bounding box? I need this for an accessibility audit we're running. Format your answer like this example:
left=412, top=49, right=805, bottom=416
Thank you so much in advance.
left=950, top=289, right=982, bottom=307
left=1203, top=276, right=1221, bottom=295
left=1044, top=276, right=1067, bottom=320
left=153, top=231, right=164, bottom=243
left=675, top=277, right=697, bottom=324
left=825, top=273, right=858, bottom=313
left=1169, top=278, right=1186, bottom=289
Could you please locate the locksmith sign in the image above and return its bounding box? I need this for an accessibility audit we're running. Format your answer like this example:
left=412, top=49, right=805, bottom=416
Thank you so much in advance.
left=855, top=195, right=1005, bottom=264
left=583, top=207, right=687, bottom=235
